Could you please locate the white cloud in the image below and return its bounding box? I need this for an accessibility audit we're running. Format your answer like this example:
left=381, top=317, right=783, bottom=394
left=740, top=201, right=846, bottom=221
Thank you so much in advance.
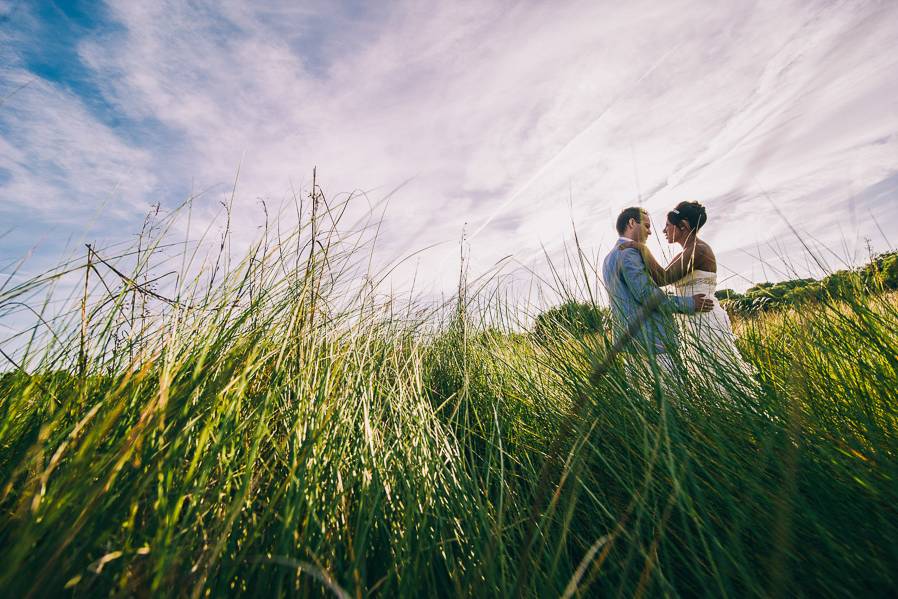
left=0, top=71, right=157, bottom=225
left=3, top=0, right=897, bottom=307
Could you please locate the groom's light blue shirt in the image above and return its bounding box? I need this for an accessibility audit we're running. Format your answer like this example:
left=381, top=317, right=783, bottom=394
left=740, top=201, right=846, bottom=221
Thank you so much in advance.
left=602, top=237, right=695, bottom=354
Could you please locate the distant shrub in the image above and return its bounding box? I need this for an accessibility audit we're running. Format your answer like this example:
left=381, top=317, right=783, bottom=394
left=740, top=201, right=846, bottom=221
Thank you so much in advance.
left=533, top=300, right=609, bottom=339
left=865, top=251, right=898, bottom=291
left=720, top=251, right=898, bottom=318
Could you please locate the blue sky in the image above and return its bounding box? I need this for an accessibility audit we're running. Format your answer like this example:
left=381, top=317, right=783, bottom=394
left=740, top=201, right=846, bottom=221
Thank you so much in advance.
left=2, top=0, right=898, bottom=320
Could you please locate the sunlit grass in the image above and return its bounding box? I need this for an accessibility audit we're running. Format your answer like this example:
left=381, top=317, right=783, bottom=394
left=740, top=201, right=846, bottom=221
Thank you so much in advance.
left=0, top=204, right=896, bottom=597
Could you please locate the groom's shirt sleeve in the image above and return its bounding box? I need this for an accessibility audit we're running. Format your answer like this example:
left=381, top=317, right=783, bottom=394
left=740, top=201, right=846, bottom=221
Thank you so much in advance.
left=620, top=249, right=694, bottom=314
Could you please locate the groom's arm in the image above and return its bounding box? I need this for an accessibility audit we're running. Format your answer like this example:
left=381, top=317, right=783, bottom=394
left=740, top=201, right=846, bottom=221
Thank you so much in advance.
left=620, top=249, right=695, bottom=314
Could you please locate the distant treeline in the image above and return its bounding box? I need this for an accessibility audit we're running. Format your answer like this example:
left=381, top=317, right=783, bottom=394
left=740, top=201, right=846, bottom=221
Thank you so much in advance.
left=716, top=250, right=898, bottom=316
left=535, top=251, right=898, bottom=336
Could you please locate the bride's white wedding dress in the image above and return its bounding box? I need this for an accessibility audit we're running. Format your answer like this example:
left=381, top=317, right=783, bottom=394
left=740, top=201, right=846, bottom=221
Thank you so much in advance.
left=669, top=270, right=753, bottom=377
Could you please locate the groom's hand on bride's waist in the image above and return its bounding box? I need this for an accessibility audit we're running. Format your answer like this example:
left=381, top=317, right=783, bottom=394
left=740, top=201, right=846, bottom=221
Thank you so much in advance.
left=692, top=294, right=714, bottom=312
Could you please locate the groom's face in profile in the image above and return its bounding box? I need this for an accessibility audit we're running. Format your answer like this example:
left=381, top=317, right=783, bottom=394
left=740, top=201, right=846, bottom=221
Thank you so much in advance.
left=627, top=211, right=651, bottom=242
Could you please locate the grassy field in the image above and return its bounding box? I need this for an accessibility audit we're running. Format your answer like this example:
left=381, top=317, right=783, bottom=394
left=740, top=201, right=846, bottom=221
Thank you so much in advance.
left=0, top=211, right=896, bottom=597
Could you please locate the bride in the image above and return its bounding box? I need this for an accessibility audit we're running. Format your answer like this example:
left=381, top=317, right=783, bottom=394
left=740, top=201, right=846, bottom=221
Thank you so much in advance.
left=619, top=201, right=752, bottom=379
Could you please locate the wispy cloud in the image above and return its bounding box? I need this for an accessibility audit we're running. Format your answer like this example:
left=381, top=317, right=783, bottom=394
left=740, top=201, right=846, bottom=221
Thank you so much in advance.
left=0, top=72, right=156, bottom=221
left=2, top=0, right=897, bottom=303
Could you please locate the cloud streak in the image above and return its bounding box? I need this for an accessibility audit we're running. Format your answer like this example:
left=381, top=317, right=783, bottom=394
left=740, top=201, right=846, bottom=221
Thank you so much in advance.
left=1, top=0, right=897, bottom=307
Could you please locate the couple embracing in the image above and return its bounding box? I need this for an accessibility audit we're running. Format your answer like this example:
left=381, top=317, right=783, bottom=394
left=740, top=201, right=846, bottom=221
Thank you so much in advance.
left=602, top=201, right=749, bottom=379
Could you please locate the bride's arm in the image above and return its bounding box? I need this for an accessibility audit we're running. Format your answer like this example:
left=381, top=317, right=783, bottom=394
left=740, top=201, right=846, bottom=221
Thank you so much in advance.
left=638, top=245, right=669, bottom=284
left=619, top=242, right=693, bottom=285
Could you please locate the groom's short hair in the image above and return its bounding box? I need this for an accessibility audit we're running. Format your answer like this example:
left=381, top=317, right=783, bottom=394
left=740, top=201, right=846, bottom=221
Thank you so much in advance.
left=615, top=207, right=644, bottom=235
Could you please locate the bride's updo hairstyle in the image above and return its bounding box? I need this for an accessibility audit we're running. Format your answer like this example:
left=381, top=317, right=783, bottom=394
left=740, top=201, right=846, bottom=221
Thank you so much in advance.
left=667, top=201, right=707, bottom=232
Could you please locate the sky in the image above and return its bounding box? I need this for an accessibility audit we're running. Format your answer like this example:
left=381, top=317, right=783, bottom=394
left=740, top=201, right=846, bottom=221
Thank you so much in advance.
left=2, top=0, right=898, bottom=324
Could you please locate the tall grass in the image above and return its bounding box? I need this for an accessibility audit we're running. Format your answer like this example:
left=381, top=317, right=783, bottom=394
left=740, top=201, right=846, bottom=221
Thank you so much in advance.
left=0, top=198, right=896, bottom=597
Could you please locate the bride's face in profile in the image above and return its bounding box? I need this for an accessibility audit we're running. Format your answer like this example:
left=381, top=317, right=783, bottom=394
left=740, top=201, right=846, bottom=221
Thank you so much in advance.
left=663, top=219, right=690, bottom=245
left=663, top=219, right=678, bottom=244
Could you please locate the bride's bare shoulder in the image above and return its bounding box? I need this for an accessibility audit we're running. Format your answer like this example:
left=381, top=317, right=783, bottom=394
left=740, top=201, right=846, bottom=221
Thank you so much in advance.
left=696, top=239, right=715, bottom=257
left=695, top=240, right=717, bottom=271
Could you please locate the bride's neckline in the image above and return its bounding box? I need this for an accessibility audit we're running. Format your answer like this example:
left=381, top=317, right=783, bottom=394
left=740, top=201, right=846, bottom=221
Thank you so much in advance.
left=671, top=270, right=717, bottom=286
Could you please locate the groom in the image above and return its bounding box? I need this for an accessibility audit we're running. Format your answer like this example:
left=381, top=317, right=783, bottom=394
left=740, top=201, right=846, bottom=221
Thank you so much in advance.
left=602, top=207, right=713, bottom=368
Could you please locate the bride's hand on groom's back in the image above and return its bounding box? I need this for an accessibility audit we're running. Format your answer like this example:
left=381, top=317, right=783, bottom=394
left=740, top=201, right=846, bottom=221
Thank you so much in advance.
left=618, top=241, right=642, bottom=251
left=692, top=294, right=714, bottom=312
